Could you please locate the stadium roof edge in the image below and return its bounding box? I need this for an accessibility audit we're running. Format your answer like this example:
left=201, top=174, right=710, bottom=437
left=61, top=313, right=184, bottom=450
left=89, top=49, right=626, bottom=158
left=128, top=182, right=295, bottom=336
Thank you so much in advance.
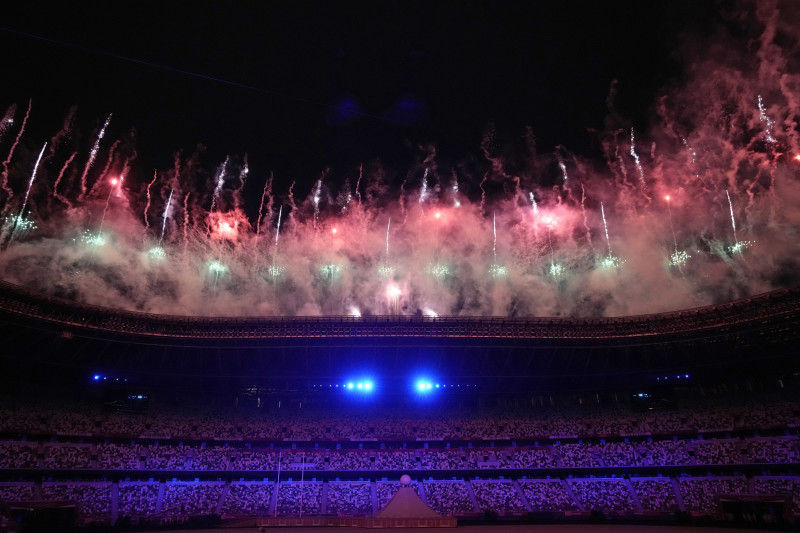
left=1, top=279, right=799, bottom=342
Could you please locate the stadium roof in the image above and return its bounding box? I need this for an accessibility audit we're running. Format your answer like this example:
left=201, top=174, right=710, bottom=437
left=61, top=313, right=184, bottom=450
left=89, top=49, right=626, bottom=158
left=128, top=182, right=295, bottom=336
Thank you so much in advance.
left=1, top=280, right=799, bottom=397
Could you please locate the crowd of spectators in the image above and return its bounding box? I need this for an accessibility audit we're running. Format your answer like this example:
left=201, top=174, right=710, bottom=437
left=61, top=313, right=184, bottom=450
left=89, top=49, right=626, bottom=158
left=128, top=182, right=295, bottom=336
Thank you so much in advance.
left=692, top=439, right=744, bottom=465
left=0, top=441, right=38, bottom=468
left=753, top=477, right=800, bottom=514
left=598, top=441, right=637, bottom=467
left=422, top=481, right=475, bottom=516
left=630, top=478, right=678, bottom=512
left=40, top=443, right=95, bottom=469
left=471, top=481, right=526, bottom=514
left=417, top=450, right=460, bottom=470
left=326, top=482, right=372, bottom=515
left=518, top=479, right=578, bottom=511
left=228, top=449, right=279, bottom=471
left=0, top=435, right=796, bottom=472
left=639, top=439, right=693, bottom=466
left=678, top=477, right=747, bottom=514
left=0, top=476, right=797, bottom=522
left=0, top=396, right=797, bottom=524
left=748, top=438, right=800, bottom=464
left=0, top=482, right=34, bottom=502
left=274, top=482, right=323, bottom=516
left=515, top=447, right=558, bottom=468
left=144, top=444, right=189, bottom=470
left=160, top=482, right=224, bottom=517
left=118, top=482, right=159, bottom=518
left=41, top=482, right=112, bottom=522
left=0, top=398, right=797, bottom=442
left=568, top=479, right=636, bottom=513
left=96, top=442, right=143, bottom=469
left=221, top=482, right=274, bottom=516
left=553, top=443, right=601, bottom=468
left=189, top=445, right=230, bottom=470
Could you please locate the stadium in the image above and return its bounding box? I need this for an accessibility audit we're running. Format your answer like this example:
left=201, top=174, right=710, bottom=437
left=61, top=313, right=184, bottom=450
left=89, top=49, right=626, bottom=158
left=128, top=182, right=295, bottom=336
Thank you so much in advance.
left=2, top=3, right=800, bottom=531
left=2, top=91, right=800, bottom=533
left=0, top=276, right=799, bottom=532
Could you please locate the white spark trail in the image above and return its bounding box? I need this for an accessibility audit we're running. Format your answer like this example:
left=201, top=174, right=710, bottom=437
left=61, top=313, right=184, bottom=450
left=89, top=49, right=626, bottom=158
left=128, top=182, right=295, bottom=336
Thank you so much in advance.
left=601, top=202, right=611, bottom=254
left=493, top=212, right=497, bottom=262
left=726, top=189, right=738, bottom=243
left=18, top=142, right=47, bottom=219
left=275, top=205, right=283, bottom=248
left=160, top=188, right=174, bottom=243
left=79, top=113, right=112, bottom=200
left=419, top=168, right=429, bottom=214
left=210, top=157, right=228, bottom=212
left=313, top=179, right=322, bottom=226
left=386, top=217, right=391, bottom=259
left=630, top=128, right=646, bottom=189
left=758, top=95, right=776, bottom=144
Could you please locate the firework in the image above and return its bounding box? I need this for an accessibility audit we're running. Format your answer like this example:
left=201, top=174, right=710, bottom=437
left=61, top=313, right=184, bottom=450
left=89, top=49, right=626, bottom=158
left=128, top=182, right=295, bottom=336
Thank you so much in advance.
left=313, top=178, right=322, bottom=225
left=386, top=284, right=401, bottom=314
left=2, top=142, right=46, bottom=247
left=159, top=188, right=174, bottom=244
left=558, top=156, right=568, bottom=183
left=2, top=214, right=37, bottom=244
left=598, top=255, right=623, bottom=270
left=664, top=195, right=689, bottom=270
left=80, top=230, right=106, bottom=247
left=549, top=263, right=565, bottom=278
left=0, top=104, right=15, bottom=145
left=209, top=157, right=228, bottom=213
left=207, top=260, right=227, bottom=280
left=758, top=95, right=775, bottom=144
left=266, top=264, right=285, bottom=279
left=596, top=203, right=623, bottom=269
left=1, top=6, right=798, bottom=320
left=727, top=240, right=752, bottom=255
left=377, top=264, right=395, bottom=278
left=148, top=246, right=166, bottom=260
left=425, top=263, right=450, bottom=278
left=489, top=264, right=508, bottom=277
left=419, top=168, right=429, bottom=213
left=320, top=264, right=341, bottom=279
left=489, top=213, right=507, bottom=277
left=79, top=113, right=111, bottom=199
left=630, top=128, right=646, bottom=190
left=668, top=249, right=691, bottom=269
left=1, top=100, right=31, bottom=203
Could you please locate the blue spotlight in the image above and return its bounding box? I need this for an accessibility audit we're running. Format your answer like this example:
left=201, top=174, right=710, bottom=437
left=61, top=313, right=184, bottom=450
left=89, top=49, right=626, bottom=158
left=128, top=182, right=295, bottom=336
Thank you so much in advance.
left=344, top=378, right=375, bottom=394
left=415, top=379, right=434, bottom=393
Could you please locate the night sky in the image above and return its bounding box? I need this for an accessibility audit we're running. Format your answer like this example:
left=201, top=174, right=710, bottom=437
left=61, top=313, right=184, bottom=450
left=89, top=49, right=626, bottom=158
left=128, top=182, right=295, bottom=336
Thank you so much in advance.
left=1, top=0, right=724, bottom=193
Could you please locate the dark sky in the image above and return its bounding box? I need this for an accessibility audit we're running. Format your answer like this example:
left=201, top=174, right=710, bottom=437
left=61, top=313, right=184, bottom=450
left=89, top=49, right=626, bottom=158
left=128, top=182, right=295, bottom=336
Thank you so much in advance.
left=1, top=0, right=724, bottom=193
